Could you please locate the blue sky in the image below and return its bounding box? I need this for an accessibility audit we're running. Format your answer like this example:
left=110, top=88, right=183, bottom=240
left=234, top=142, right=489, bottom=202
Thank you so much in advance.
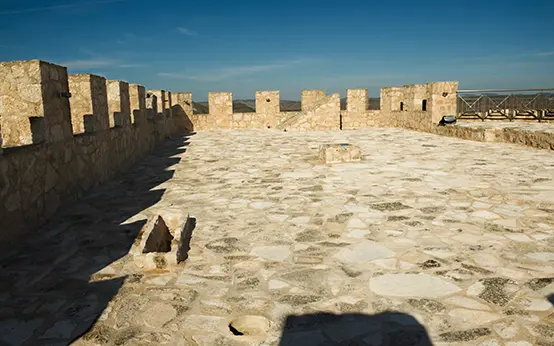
left=1, top=0, right=553, bottom=100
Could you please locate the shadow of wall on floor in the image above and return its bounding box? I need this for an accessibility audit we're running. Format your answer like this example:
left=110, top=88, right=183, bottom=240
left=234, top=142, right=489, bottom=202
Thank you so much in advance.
left=0, top=132, right=195, bottom=345
left=278, top=312, right=433, bottom=346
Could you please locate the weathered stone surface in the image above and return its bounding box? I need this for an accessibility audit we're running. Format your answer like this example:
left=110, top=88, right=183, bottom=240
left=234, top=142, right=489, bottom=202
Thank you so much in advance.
left=319, top=143, right=362, bottom=164
left=334, top=240, right=395, bottom=264
left=1, top=127, right=553, bottom=346
left=250, top=246, right=291, bottom=261
left=369, top=273, right=461, bottom=297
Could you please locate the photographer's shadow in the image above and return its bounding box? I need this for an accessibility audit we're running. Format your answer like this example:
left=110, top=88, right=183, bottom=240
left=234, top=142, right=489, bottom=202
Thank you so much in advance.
left=278, top=311, right=433, bottom=346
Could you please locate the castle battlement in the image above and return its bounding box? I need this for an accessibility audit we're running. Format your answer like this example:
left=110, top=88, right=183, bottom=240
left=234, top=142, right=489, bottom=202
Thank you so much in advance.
left=0, top=58, right=461, bottom=244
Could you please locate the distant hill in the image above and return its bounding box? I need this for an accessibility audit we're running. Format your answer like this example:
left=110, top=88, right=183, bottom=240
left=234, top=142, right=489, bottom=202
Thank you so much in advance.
left=192, top=98, right=380, bottom=114
left=192, top=101, right=209, bottom=114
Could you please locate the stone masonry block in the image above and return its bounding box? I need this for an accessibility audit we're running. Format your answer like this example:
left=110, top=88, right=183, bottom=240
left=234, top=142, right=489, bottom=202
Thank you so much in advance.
left=209, top=92, right=232, bottom=115
left=301, top=90, right=326, bottom=112
left=256, top=91, right=280, bottom=115
left=106, top=80, right=131, bottom=128
left=165, top=91, right=173, bottom=118
left=256, top=90, right=280, bottom=128
left=68, top=74, right=109, bottom=134
left=149, top=90, right=166, bottom=122
left=319, top=143, right=362, bottom=164
left=0, top=60, right=72, bottom=147
left=129, top=84, right=146, bottom=124
left=146, top=93, right=157, bottom=121
left=412, top=84, right=428, bottom=111
left=347, top=89, right=368, bottom=113
left=428, top=81, right=459, bottom=124
left=172, top=92, right=193, bottom=117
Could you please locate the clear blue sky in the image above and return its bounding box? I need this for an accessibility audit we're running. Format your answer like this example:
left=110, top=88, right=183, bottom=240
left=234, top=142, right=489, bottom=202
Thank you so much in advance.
left=1, top=0, right=553, bottom=100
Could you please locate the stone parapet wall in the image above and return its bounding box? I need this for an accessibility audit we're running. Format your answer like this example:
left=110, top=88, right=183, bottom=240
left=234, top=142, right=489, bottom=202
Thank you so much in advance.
left=0, top=59, right=190, bottom=246
left=341, top=110, right=381, bottom=129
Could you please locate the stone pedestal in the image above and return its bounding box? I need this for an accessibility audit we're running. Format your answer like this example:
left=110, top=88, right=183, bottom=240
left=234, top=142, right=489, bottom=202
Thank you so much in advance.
left=319, top=143, right=362, bottom=163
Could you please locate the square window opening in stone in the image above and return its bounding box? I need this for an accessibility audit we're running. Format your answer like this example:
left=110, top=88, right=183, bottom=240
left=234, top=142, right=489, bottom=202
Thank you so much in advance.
left=400, top=102, right=404, bottom=111
left=422, top=99, right=427, bottom=111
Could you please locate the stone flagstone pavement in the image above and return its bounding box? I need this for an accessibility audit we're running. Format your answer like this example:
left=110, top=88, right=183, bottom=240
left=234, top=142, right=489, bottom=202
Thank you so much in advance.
left=1, top=128, right=554, bottom=346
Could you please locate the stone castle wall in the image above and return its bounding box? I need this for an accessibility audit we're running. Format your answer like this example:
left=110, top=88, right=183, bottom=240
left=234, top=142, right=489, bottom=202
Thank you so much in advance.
left=0, top=60, right=192, bottom=245
left=2, top=58, right=552, bottom=244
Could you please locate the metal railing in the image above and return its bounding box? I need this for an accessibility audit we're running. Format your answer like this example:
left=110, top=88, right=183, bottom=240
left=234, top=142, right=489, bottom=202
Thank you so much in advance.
left=457, top=88, right=554, bottom=122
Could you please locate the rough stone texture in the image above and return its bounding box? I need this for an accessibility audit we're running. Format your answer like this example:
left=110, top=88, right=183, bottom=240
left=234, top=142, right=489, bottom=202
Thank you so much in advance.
left=301, top=89, right=326, bottom=111
left=282, top=93, right=341, bottom=131
left=149, top=90, right=168, bottom=139
left=129, top=84, right=146, bottom=125
left=347, top=89, right=368, bottom=113
left=171, top=92, right=194, bottom=132
left=1, top=128, right=552, bottom=345
left=0, top=60, right=73, bottom=146
left=256, top=90, right=280, bottom=128
left=341, top=110, right=381, bottom=130
left=106, top=80, right=131, bottom=128
left=68, top=74, right=109, bottom=134
left=145, top=93, right=157, bottom=121
left=339, top=89, right=377, bottom=130
left=208, top=92, right=232, bottom=129
left=429, top=81, right=459, bottom=124
left=0, top=65, right=188, bottom=246
left=319, top=143, right=362, bottom=163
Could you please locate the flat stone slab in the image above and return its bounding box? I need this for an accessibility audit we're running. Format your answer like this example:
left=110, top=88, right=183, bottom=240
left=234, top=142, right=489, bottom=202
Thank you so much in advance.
left=319, top=143, right=362, bottom=163
left=369, top=273, right=462, bottom=298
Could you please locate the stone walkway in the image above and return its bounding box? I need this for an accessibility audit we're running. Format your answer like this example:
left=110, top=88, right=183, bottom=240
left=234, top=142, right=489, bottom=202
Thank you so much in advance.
left=1, top=128, right=554, bottom=346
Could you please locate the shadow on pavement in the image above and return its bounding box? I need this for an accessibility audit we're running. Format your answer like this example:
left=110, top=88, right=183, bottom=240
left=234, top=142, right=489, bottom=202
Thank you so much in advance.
left=0, top=133, right=194, bottom=345
left=278, top=311, right=433, bottom=346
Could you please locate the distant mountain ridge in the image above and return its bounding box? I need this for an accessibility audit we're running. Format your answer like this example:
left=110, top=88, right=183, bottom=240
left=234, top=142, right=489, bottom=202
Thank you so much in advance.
left=193, top=98, right=380, bottom=114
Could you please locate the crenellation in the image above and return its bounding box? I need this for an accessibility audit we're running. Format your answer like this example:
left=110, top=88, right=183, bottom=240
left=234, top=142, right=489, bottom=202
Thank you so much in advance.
left=3, top=57, right=549, bottom=253
left=346, top=89, right=368, bottom=112
left=68, top=74, right=109, bottom=134
left=165, top=91, right=173, bottom=118
left=172, top=92, right=193, bottom=131
left=149, top=90, right=166, bottom=121
left=301, top=89, right=326, bottom=112
left=106, top=80, right=131, bottom=128
left=209, top=92, right=232, bottom=128
left=145, top=92, right=157, bottom=121
left=256, top=90, right=280, bottom=128
left=0, top=60, right=72, bottom=147
left=428, top=81, right=458, bottom=124
left=129, top=84, right=147, bottom=125
left=412, top=84, right=428, bottom=112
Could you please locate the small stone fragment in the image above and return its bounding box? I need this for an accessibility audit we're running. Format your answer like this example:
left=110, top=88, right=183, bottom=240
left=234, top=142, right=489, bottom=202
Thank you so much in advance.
left=142, top=215, right=174, bottom=253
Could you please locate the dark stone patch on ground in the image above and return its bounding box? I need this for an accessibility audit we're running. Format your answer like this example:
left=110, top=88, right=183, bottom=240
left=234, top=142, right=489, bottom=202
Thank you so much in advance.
left=407, top=299, right=446, bottom=313
left=370, top=202, right=411, bottom=211
left=439, top=328, right=491, bottom=342
left=420, top=260, right=441, bottom=269
left=478, top=277, right=517, bottom=306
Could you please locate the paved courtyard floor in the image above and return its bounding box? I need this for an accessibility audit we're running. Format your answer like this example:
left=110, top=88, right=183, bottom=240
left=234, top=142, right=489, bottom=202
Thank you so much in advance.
left=1, top=128, right=554, bottom=346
